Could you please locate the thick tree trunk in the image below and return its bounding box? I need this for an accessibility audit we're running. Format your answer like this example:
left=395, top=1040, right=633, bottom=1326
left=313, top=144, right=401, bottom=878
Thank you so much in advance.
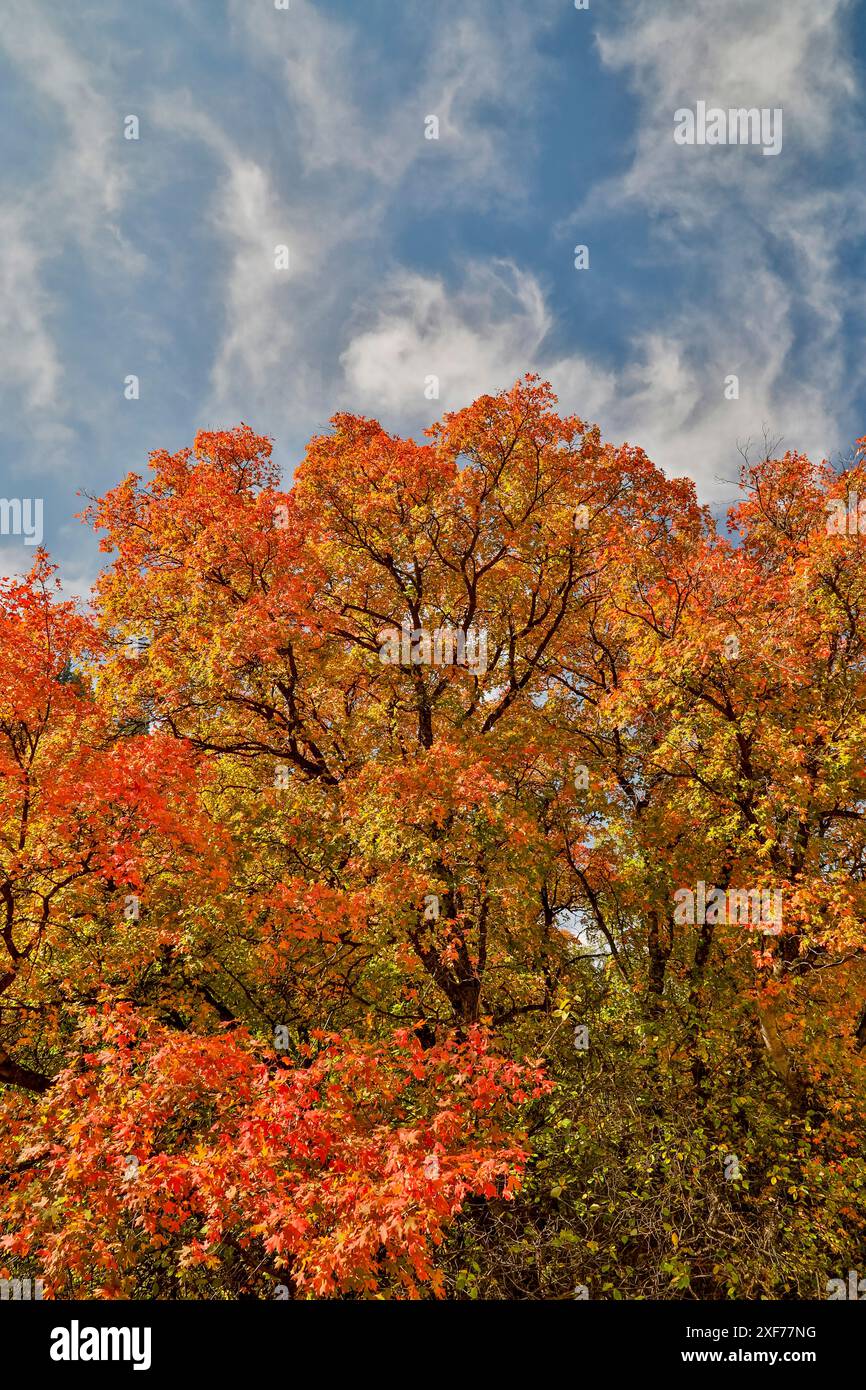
left=0, top=1050, right=51, bottom=1093
left=756, top=1004, right=810, bottom=1111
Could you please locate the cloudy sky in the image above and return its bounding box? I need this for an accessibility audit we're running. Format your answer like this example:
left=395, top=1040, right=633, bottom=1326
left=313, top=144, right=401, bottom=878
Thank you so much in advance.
left=2, top=0, right=865, bottom=595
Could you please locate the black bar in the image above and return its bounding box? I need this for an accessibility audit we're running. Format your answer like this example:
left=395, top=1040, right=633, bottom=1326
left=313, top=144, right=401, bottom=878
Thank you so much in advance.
left=4, top=1297, right=858, bottom=1378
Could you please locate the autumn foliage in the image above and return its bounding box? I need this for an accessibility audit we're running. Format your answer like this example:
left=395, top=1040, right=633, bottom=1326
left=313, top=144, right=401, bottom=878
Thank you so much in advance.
left=1, top=377, right=865, bottom=1298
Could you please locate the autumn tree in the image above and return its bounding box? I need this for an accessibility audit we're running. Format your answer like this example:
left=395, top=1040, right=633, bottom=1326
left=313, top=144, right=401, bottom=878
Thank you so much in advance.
left=1, top=380, right=865, bottom=1299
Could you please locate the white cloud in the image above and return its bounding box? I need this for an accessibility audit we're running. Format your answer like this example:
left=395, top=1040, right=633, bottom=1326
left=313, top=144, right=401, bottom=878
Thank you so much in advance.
left=149, top=91, right=344, bottom=432
left=341, top=262, right=554, bottom=416
left=206, top=156, right=302, bottom=422
left=0, top=1, right=140, bottom=433
left=1, top=0, right=859, bottom=573
left=591, top=0, right=855, bottom=218
left=153, top=0, right=557, bottom=439
left=0, top=0, right=128, bottom=220
left=210, top=0, right=860, bottom=504
left=339, top=259, right=843, bottom=509
left=0, top=209, right=64, bottom=415
left=227, top=0, right=551, bottom=196
left=549, top=0, right=864, bottom=499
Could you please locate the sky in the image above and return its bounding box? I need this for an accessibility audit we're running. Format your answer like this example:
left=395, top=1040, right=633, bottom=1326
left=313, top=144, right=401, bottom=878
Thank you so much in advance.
left=1, top=0, right=865, bottom=597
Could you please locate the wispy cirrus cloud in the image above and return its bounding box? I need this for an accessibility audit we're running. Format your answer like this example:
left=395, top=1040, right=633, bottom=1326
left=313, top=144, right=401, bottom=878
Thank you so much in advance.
left=226, top=0, right=552, bottom=195
left=592, top=0, right=856, bottom=217
left=0, top=0, right=143, bottom=445
left=336, top=0, right=866, bottom=505
left=162, top=0, right=559, bottom=442
left=0, top=0, right=863, bottom=592
left=0, top=208, right=64, bottom=419
left=558, top=0, right=865, bottom=498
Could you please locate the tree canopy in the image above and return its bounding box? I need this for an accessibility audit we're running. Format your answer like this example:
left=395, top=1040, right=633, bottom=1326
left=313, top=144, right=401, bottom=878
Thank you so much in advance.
left=1, top=376, right=865, bottom=1299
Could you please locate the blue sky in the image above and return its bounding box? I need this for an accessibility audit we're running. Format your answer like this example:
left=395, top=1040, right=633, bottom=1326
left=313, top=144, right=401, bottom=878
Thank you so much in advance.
left=1, top=0, right=865, bottom=596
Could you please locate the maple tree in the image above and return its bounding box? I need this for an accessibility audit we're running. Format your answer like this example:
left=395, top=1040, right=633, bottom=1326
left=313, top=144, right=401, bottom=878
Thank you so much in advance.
left=3, top=1008, right=546, bottom=1298
left=1, top=377, right=865, bottom=1299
